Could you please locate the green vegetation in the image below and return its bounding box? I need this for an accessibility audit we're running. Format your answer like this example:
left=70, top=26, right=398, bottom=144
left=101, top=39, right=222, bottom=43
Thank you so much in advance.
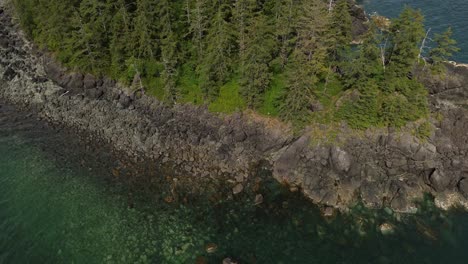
left=414, top=121, right=432, bottom=140
left=12, top=0, right=458, bottom=129
left=429, top=27, right=460, bottom=73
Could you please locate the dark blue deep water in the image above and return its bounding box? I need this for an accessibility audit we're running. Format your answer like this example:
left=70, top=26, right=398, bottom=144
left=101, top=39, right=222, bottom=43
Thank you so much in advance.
left=359, top=0, right=468, bottom=63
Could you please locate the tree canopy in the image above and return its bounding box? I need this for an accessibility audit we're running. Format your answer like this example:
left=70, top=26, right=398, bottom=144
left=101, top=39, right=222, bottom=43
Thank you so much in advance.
left=12, top=0, right=458, bottom=128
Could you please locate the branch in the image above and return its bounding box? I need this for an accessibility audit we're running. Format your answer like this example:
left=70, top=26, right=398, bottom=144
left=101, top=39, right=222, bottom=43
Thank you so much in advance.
left=418, top=28, right=431, bottom=64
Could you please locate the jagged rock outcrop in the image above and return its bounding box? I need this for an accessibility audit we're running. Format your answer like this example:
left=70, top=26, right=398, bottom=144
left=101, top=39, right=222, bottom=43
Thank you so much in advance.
left=1, top=4, right=467, bottom=212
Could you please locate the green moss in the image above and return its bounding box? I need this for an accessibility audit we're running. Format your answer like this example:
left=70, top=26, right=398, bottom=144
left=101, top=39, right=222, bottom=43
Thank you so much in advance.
left=258, top=73, right=285, bottom=117
left=178, top=65, right=204, bottom=105
left=144, top=77, right=165, bottom=100
left=414, top=121, right=432, bottom=140
left=310, top=76, right=344, bottom=124
left=208, top=78, right=245, bottom=113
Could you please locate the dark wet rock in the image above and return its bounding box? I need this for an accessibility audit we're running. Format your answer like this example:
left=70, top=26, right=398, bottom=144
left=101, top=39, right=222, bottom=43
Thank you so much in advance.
left=232, top=184, right=244, bottom=195
left=83, top=73, right=96, bottom=89
left=223, top=258, right=238, bottom=264
left=379, top=223, right=395, bottom=235
left=44, top=59, right=64, bottom=83
left=2, top=67, right=15, bottom=81
left=254, top=194, right=263, bottom=205
left=118, top=95, right=131, bottom=109
left=66, top=72, right=84, bottom=90
left=86, top=88, right=104, bottom=100
left=459, top=178, right=468, bottom=199
left=322, top=206, right=335, bottom=217
left=32, top=76, right=48, bottom=83
left=350, top=2, right=369, bottom=40
left=204, top=243, right=217, bottom=254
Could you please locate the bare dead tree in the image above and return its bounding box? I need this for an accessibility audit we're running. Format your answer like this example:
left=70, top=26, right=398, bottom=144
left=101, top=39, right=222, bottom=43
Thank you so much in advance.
left=418, top=28, right=431, bottom=66
left=380, top=36, right=389, bottom=72
left=328, top=0, right=334, bottom=13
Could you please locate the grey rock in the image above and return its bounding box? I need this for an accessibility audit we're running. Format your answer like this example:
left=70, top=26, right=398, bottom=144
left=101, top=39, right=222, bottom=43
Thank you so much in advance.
left=83, top=74, right=96, bottom=89
left=330, top=147, right=351, bottom=173
left=459, top=178, right=468, bottom=199
left=2, top=67, right=15, bottom=81
left=232, top=184, right=243, bottom=195
left=429, top=169, right=451, bottom=192
left=254, top=194, right=263, bottom=205
left=66, top=73, right=84, bottom=90
left=118, top=95, right=131, bottom=109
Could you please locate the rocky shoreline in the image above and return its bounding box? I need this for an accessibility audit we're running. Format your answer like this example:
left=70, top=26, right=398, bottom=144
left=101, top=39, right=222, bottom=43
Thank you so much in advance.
left=1, top=3, right=467, bottom=212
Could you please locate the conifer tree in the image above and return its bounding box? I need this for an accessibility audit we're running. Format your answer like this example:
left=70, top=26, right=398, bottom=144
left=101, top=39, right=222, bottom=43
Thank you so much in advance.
left=109, top=0, right=133, bottom=78
left=280, top=0, right=329, bottom=122
left=429, top=27, right=460, bottom=72
left=240, top=9, right=276, bottom=107
left=159, top=0, right=179, bottom=103
left=133, top=0, right=158, bottom=59
left=66, top=0, right=111, bottom=73
left=233, top=0, right=255, bottom=60
left=386, top=7, right=425, bottom=78
left=33, top=0, right=79, bottom=52
left=272, top=0, right=297, bottom=69
left=199, top=0, right=235, bottom=100
left=329, top=0, right=352, bottom=62
left=189, top=0, right=210, bottom=63
left=343, top=23, right=383, bottom=89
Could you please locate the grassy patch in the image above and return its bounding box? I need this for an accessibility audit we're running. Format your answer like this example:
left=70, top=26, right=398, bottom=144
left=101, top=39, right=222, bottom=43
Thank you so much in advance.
left=413, top=121, right=432, bottom=141
left=310, top=76, right=344, bottom=124
left=258, top=74, right=285, bottom=117
left=178, top=65, right=204, bottom=105
left=209, top=78, right=245, bottom=113
left=144, top=76, right=165, bottom=100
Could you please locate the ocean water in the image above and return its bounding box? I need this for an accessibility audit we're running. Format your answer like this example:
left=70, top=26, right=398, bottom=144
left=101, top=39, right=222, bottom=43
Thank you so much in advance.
left=1, top=102, right=468, bottom=263
left=358, top=0, right=468, bottom=63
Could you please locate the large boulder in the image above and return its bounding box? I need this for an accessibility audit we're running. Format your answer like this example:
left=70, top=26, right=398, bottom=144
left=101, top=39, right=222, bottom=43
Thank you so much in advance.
left=459, top=178, right=468, bottom=199
left=66, top=72, right=84, bottom=90
left=330, top=147, right=351, bottom=173
left=273, top=135, right=309, bottom=183
left=44, top=60, right=64, bottom=83
left=118, top=95, right=132, bottom=109
left=429, top=169, right=451, bottom=192
left=83, top=73, right=97, bottom=89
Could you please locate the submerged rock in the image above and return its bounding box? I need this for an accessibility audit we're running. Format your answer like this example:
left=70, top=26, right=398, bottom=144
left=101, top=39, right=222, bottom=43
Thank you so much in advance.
left=322, top=207, right=335, bottom=218
left=223, top=258, right=238, bottom=264
left=254, top=194, right=263, bottom=205
left=205, top=243, right=218, bottom=254
left=379, top=223, right=395, bottom=235
left=232, top=184, right=244, bottom=195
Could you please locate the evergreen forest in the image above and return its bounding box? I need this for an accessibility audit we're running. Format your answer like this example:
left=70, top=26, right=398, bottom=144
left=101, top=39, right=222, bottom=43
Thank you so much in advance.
left=11, top=0, right=459, bottom=128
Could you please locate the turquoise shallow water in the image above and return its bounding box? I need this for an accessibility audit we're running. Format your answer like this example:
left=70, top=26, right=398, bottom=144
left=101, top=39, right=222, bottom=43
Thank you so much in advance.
left=1, top=103, right=468, bottom=263
left=359, top=0, right=468, bottom=63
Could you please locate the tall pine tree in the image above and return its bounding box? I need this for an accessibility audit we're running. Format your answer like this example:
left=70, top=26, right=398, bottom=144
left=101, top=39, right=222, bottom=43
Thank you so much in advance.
left=280, top=0, right=330, bottom=122
left=386, top=7, right=425, bottom=78
left=240, top=7, right=276, bottom=108
left=199, top=0, right=235, bottom=100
